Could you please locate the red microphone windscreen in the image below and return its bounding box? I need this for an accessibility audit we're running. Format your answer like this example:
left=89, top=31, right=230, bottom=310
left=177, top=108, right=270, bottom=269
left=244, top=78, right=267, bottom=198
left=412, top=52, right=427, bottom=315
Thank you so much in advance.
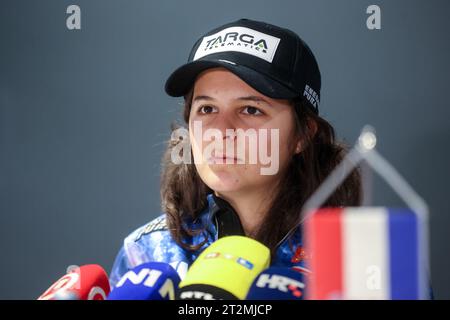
left=38, top=264, right=110, bottom=300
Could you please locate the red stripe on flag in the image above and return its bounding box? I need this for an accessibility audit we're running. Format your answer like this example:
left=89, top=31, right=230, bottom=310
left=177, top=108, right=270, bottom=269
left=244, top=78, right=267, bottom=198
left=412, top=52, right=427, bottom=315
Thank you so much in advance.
left=305, top=208, right=343, bottom=299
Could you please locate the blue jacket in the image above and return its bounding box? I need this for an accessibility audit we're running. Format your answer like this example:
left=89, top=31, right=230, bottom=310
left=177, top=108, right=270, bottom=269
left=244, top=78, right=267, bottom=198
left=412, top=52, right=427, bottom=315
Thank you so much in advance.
left=109, top=193, right=308, bottom=288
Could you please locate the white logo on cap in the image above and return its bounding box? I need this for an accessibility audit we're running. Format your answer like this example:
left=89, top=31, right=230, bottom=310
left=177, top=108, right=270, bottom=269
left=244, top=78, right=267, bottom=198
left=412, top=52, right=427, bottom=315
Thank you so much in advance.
left=193, top=26, right=281, bottom=63
left=303, top=84, right=320, bottom=108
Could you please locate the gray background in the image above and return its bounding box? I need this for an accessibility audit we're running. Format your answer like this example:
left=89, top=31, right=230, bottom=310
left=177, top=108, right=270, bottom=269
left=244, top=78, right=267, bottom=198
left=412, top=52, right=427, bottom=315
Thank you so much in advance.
left=1, top=0, right=449, bottom=299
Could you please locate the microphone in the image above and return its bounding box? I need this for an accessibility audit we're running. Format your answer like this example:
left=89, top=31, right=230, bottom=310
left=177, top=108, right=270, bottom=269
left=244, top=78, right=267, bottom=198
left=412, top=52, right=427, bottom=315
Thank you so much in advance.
left=38, top=264, right=110, bottom=300
left=107, top=262, right=181, bottom=300
left=245, top=267, right=306, bottom=300
left=178, top=236, right=270, bottom=300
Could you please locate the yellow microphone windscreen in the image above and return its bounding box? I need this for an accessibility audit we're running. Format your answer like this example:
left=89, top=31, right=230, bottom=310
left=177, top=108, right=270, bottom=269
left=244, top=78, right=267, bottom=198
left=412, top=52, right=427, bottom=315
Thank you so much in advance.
left=179, top=236, right=270, bottom=300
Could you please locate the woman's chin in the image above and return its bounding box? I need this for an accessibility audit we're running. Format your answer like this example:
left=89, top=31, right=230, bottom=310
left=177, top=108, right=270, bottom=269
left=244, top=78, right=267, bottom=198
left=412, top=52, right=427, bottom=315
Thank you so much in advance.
left=203, top=170, right=242, bottom=192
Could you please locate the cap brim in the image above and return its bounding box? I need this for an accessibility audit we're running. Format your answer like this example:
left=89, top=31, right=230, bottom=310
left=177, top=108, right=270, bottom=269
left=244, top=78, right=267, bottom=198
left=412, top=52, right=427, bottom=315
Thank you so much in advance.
left=164, top=59, right=299, bottom=99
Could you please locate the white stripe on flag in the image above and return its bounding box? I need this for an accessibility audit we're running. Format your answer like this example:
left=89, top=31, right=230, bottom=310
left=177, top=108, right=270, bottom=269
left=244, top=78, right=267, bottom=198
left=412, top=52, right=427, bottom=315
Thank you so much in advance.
left=342, top=208, right=390, bottom=299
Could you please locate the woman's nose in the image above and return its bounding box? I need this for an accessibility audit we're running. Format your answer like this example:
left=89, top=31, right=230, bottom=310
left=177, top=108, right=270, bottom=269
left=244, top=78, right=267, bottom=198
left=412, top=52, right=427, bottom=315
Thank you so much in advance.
left=212, top=114, right=238, bottom=141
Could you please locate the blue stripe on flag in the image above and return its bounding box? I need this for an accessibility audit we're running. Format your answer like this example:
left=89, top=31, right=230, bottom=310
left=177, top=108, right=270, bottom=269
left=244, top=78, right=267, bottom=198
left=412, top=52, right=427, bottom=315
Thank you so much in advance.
left=388, top=208, right=419, bottom=299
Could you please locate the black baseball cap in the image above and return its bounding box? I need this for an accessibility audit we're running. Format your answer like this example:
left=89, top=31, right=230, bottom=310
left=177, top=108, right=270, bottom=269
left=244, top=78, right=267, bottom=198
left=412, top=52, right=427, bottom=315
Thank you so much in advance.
left=164, top=18, right=321, bottom=113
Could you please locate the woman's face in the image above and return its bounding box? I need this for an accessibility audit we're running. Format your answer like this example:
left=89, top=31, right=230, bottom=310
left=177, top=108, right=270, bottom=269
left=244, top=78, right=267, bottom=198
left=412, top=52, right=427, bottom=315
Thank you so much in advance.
left=188, top=67, right=301, bottom=194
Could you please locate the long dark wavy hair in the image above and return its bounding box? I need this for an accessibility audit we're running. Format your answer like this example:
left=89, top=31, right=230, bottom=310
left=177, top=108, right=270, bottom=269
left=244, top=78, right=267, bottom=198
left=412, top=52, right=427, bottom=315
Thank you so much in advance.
left=160, top=87, right=361, bottom=255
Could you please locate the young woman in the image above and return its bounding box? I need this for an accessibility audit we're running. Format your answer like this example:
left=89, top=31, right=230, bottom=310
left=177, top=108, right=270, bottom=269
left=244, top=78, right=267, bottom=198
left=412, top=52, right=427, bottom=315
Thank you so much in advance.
left=109, top=18, right=361, bottom=287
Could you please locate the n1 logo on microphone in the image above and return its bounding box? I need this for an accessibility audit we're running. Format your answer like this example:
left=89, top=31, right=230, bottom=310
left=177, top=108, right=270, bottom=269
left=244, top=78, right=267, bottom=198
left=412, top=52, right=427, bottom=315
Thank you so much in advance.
left=116, top=268, right=176, bottom=300
left=116, top=268, right=163, bottom=288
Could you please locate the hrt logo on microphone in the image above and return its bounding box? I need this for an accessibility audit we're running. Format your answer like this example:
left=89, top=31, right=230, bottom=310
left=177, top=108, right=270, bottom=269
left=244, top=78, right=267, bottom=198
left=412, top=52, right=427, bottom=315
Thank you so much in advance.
left=256, top=274, right=305, bottom=298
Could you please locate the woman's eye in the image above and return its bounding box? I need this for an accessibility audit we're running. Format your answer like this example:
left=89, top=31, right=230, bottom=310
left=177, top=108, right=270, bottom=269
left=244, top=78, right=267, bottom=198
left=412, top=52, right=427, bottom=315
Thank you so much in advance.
left=198, top=105, right=217, bottom=114
left=241, top=106, right=264, bottom=116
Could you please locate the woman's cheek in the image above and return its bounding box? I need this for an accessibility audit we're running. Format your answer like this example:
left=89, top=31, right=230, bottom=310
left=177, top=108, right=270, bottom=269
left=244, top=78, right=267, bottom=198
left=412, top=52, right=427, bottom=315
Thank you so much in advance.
left=189, top=131, right=204, bottom=165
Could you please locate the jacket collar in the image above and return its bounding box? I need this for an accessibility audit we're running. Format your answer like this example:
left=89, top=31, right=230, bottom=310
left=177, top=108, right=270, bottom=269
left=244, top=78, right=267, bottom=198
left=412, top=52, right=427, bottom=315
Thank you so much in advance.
left=202, top=193, right=246, bottom=240
left=199, top=193, right=305, bottom=267
left=203, top=192, right=301, bottom=246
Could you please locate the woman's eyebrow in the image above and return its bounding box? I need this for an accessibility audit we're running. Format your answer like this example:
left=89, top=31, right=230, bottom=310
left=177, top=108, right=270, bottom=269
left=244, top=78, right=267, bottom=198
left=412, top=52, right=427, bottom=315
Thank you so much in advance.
left=192, top=95, right=271, bottom=106
left=193, top=95, right=216, bottom=103
left=236, top=96, right=271, bottom=106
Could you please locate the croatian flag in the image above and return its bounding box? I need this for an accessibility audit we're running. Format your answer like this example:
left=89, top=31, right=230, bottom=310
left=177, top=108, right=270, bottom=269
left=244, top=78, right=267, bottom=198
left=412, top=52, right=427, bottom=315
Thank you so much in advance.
left=305, top=207, right=427, bottom=300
